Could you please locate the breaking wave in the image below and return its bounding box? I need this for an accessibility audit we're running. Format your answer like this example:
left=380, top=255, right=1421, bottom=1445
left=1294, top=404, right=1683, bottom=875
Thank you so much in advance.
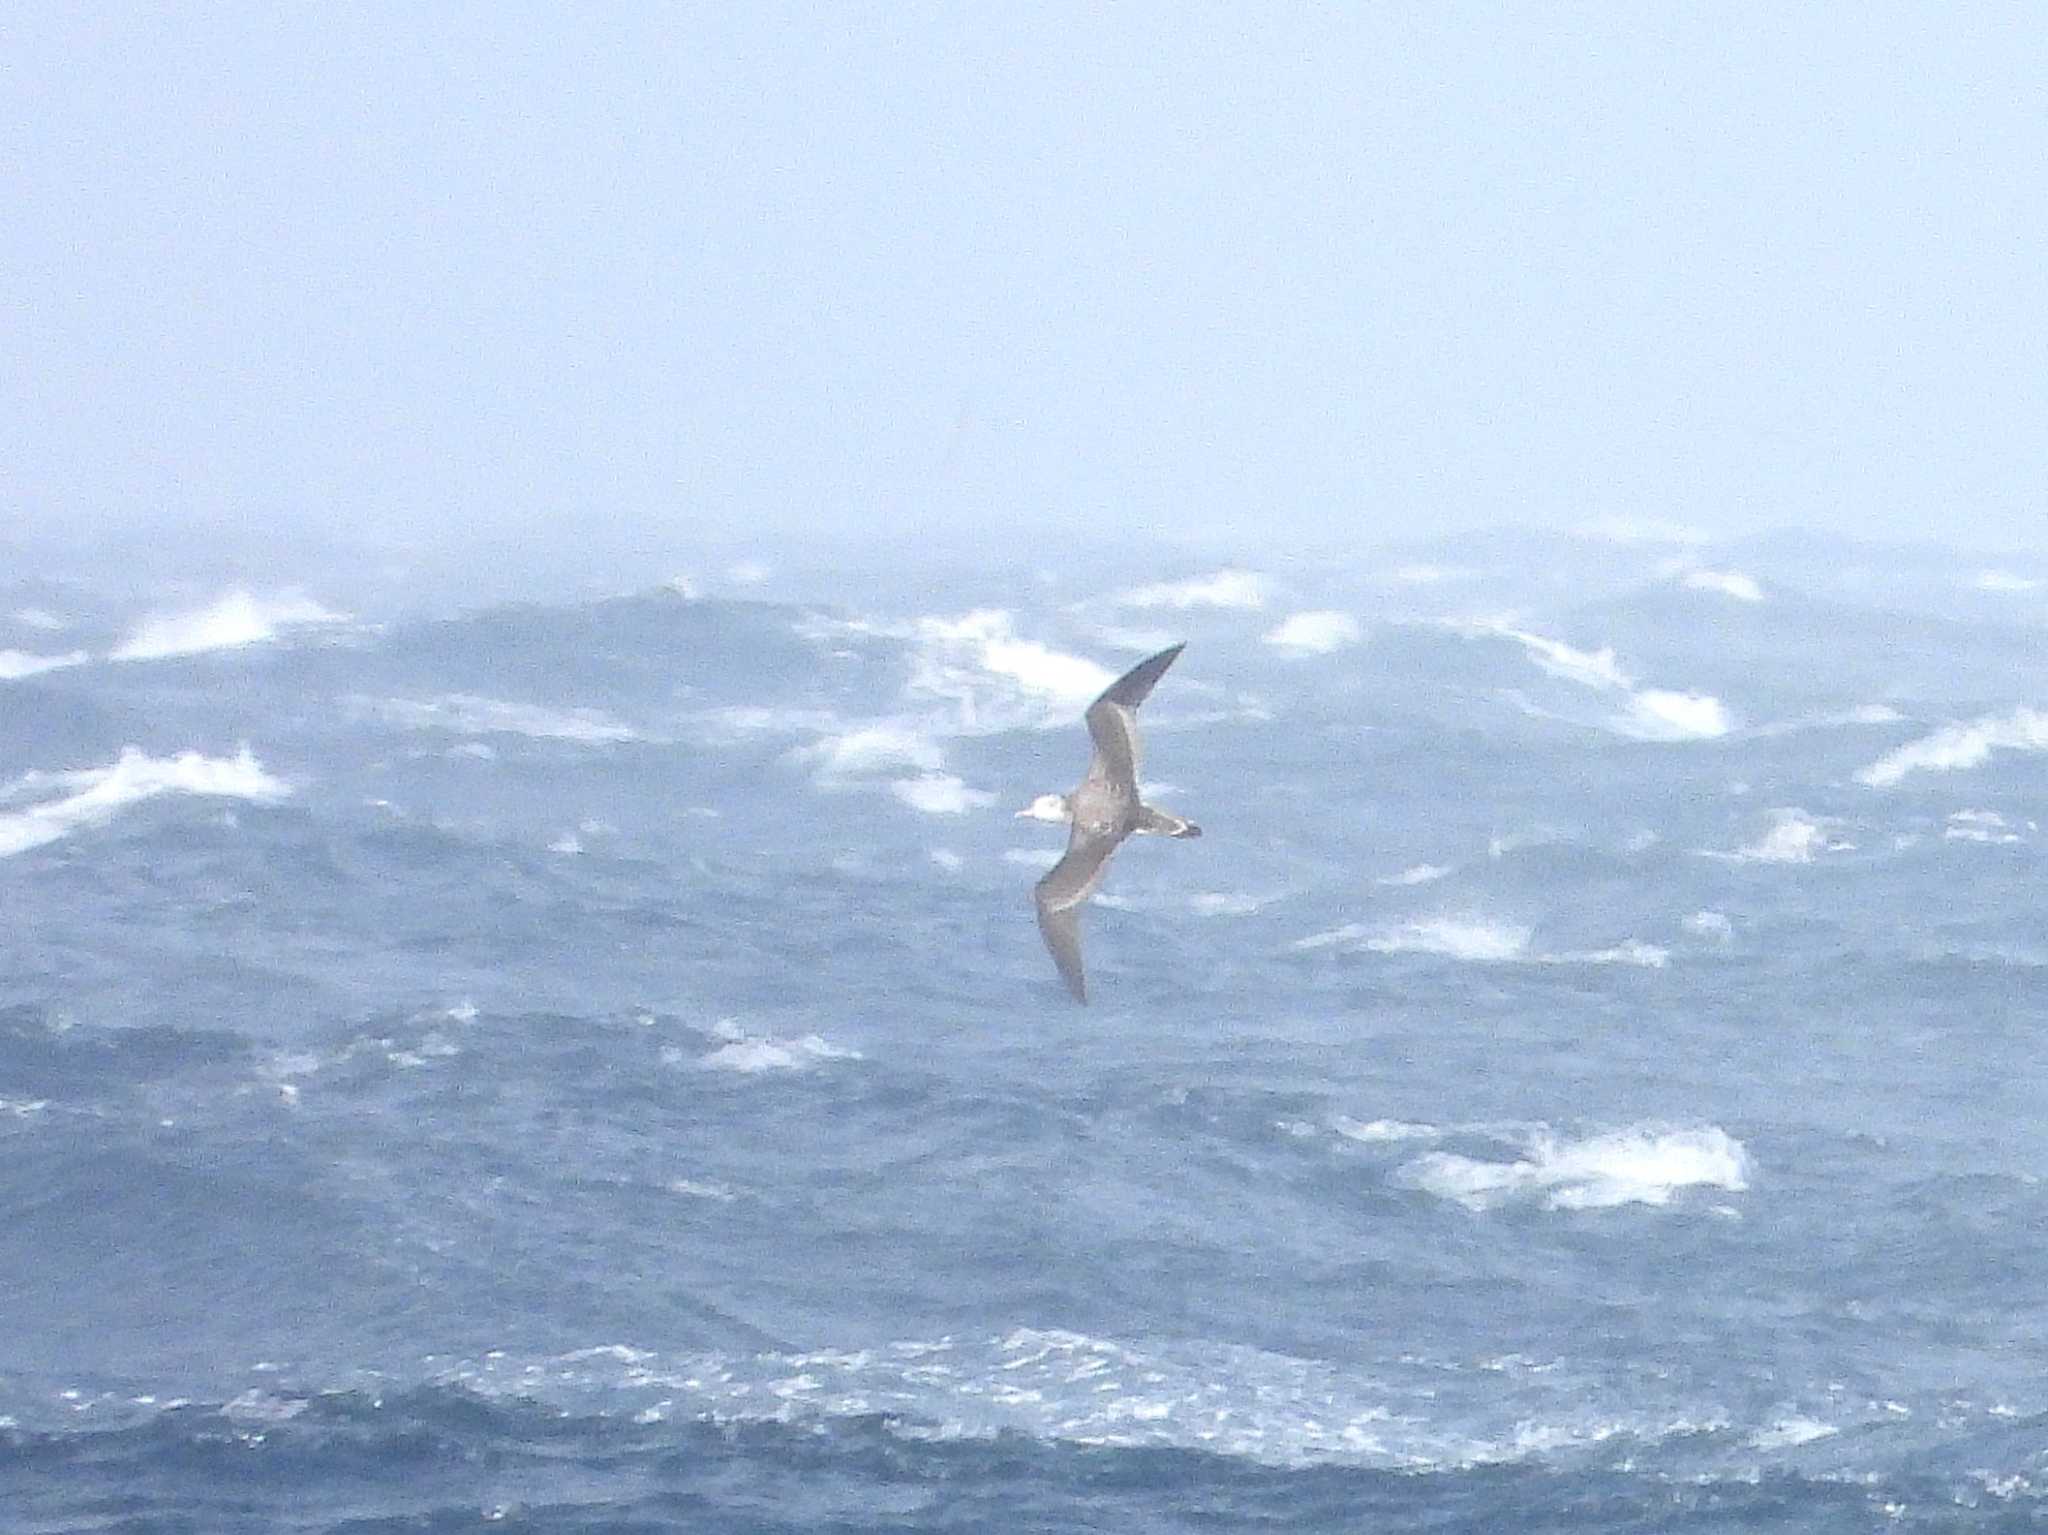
left=0, top=648, right=89, bottom=681
left=1398, top=1124, right=1750, bottom=1211
left=1263, top=611, right=1362, bottom=655
left=111, top=590, right=346, bottom=661
left=0, top=746, right=289, bottom=858
left=1462, top=621, right=1731, bottom=741
left=1113, top=570, right=1269, bottom=611
left=1856, top=707, right=2048, bottom=788
left=1681, top=569, right=1764, bottom=602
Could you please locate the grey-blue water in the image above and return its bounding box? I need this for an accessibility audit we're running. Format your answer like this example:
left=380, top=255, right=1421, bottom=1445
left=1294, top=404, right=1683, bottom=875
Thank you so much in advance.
left=5, top=533, right=2047, bottom=1531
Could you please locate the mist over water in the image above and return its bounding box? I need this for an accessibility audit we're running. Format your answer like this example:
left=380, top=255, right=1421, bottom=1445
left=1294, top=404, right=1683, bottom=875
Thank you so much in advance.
left=5, top=525, right=2048, bottom=1530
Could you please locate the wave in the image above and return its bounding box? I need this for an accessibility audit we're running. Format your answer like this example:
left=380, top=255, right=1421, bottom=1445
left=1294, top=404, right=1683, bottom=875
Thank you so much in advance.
left=1377, top=863, right=1452, bottom=887
left=890, top=774, right=995, bottom=816
left=1398, top=1124, right=1750, bottom=1211
left=1112, top=570, right=1269, bottom=611
left=0, top=746, right=288, bottom=859
left=1708, top=808, right=1844, bottom=865
left=1974, top=569, right=2043, bottom=593
left=1292, top=917, right=1528, bottom=961
left=1684, top=911, right=1735, bottom=943
left=794, top=724, right=945, bottom=779
left=110, top=590, right=346, bottom=661
left=1680, top=569, right=1764, bottom=603
left=1333, top=1116, right=1442, bottom=1143
left=1263, top=611, right=1363, bottom=655
left=682, top=1018, right=861, bottom=1075
left=1946, top=810, right=2026, bottom=845
left=1295, top=917, right=1666, bottom=968
left=906, top=610, right=1114, bottom=729
left=0, top=648, right=89, bottom=681
left=1458, top=621, right=1732, bottom=741
left=349, top=693, right=642, bottom=744
left=1856, top=706, right=2048, bottom=788
left=1550, top=940, right=1669, bottom=969
left=1367, top=917, right=1531, bottom=962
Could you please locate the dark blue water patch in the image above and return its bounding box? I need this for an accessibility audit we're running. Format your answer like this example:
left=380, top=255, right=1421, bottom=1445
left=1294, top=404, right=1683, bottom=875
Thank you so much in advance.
left=0, top=1005, right=251, bottom=1097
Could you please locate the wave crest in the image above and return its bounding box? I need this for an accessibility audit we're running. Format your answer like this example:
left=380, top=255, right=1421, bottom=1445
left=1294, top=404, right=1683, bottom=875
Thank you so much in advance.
left=0, top=746, right=288, bottom=858
left=111, top=590, right=346, bottom=661
left=1400, top=1124, right=1750, bottom=1211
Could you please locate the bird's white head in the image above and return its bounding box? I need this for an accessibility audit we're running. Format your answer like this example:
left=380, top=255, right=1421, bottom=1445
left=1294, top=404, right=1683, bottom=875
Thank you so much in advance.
left=1015, top=792, right=1072, bottom=824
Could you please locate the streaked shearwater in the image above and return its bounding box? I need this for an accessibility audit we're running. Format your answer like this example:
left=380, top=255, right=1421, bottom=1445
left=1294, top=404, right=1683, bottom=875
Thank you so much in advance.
left=1017, top=642, right=1200, bottom=1003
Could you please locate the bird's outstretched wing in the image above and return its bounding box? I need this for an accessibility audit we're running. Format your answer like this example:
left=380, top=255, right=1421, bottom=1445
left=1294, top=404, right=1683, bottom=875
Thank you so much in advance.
left=1031, top=827, right=1123, bottom=1003
left=1083, top=642, right=1185, bottom=791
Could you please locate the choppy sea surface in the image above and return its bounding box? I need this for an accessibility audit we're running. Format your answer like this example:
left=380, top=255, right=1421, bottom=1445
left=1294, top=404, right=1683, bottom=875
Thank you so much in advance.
left=5, top=531, right=2048, bottom=1532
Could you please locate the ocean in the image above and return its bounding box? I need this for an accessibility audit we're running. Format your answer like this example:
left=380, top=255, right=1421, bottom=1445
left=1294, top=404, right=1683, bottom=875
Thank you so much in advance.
left=4, top=531, right=2047, bottom=1532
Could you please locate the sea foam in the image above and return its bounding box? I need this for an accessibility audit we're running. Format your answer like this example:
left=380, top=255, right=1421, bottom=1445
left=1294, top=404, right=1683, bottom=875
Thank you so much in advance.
left=890, top=774, right=995, bottom=815
left=1466, top=621, right=1731, bottom=741
left=0, top=747, right=288, bottom=858
left=1681, top=569, right=1765, bottom=602
left=111, top=590, right=345, bottom=661
left=1263, top=611, right=1362, bottom=655
left=1856, top=707, right=2048, bottom=788
left=1400, top=1125, right=1750, bottom=1211
left=908, top=610, right=1114, bottom=727
left=0, top=648, right=89, bottom=681
left=1113, top=570, right=1269, bottom=611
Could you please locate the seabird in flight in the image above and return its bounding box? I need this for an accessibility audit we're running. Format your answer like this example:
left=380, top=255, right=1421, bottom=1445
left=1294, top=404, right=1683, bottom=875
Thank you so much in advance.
left=1017, top=642, right=1200, bottom=1003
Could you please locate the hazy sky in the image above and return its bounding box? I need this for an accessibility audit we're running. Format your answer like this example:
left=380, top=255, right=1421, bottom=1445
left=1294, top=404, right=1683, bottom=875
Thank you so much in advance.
left=5, top=5, right=2045, bottom=566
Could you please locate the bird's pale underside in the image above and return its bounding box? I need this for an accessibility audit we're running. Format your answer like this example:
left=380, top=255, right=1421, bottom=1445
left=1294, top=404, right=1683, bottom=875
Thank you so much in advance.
left=1028, top=643, right=1200, bottom=1003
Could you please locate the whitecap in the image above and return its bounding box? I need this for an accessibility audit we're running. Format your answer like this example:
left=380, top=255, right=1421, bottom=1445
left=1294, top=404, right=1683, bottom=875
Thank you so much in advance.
left=793, top=724, right=945, bottom=781
left=889, top=774, right=995, bottom=815
left=912, top=610, right=1113, bottom=719
left=1974, top=570, right=2042, bottom=593
left=0, top=648, right=89, bottom=681
left=1333, top=1117, right=1441, bottom=1144
left=1684, top=911, right=1735, bottom=943
left=0, top=747, right=288, bottom=859
left=1752, top=1416, right=1839, bottom=1450
left=1624, top=689, right=1731, bottom=741
left=111, top=590, right=345, bottom=661
left=1400, top=1124, right=1750, bottom=1211
left=1365, top=918, right=1531, bottom=963
left=1289, top=921, right=1375, bottom=952
left=1462, top=621, right=1732, bottom=740
left=1681, top=569, right=1764, bottom=602
left=1857, top=707, right=2048, bottom=788
left=1714, top=808, right=1842, bottom=864
left=1113, top=570, right=1269, bottom=611
left=1551, top=940, right=1669, bottom=969
left=1003, top=848, right=1062, bottom=871
left=12, top=608, right=66, bottom=631
left=1187, top=891, right=1265, bottom=917
left=1946, top=809, right=2023, bottom=844
left=1376, top=863, right=1451, bottom=887
left=1263, top=611, right=1362, bottom=655
left=928, top=848, right=964, bottom=871
left=699, top=1032, right=860, bottom=1074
